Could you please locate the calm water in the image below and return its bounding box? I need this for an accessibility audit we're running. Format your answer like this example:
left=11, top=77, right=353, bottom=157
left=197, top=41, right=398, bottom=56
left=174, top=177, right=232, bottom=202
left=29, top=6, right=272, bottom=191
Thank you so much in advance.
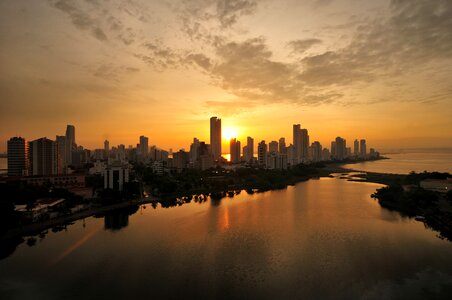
left=343, top=149, right=452, bottom=174
left=1, top=178, right=452, bottom=299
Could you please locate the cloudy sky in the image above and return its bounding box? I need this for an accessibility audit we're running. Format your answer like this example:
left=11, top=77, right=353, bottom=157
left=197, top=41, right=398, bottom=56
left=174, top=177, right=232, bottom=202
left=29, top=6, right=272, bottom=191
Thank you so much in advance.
left=1, top=0, right=451, bottom=152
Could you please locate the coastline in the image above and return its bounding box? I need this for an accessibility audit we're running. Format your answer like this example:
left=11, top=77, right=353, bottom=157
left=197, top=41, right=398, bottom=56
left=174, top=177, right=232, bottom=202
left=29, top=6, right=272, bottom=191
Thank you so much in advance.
left=2, top=157, right=451, bottom=244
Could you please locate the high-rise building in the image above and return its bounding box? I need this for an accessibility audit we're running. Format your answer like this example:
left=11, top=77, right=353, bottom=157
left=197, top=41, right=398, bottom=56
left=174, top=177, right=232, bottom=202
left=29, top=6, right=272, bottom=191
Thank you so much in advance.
left=354, top=139, right=359, bottom=156
left=360, top=139, right=367, bottom=157
left=293, top=124, right=302, bottom=164
left=210, top=117, right=221, bottom=160
left=269, top=141, right=278, bottom=153
left=310, top=141, right=322, bottom=162
left=279, top=138, right=286, bottom=154
left=138, top=136, right=149, bottom=157
left=257, top=141, right=267, bottom=166
left=301, top=129, right=309, bottom=161
left=334, top=137, right=346, bottom=160
left=244, top=136, right=254, bottom=162
left=104, top=140, right=110, bottom=154
left=28, top=137, right=57, bottom=176
left=189, top=138, right=200, bottom=163
left=7, top=137, right=28, bottom=176
left=55, top=135, right=67, bottom=174
left=65, top=125, right=75, bottom=165
left=230, top=138, right=241, bottom=163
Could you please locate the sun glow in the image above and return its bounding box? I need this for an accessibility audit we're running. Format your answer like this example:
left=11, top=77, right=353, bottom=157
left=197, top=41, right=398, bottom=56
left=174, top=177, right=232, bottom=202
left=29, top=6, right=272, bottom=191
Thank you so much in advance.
left=223, top=127, right=239, bottom=141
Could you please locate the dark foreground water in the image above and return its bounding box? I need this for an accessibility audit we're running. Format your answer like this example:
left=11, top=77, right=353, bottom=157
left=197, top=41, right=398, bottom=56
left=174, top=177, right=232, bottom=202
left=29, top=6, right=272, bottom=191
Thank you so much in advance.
left=1, top=178, right=452, bottom=299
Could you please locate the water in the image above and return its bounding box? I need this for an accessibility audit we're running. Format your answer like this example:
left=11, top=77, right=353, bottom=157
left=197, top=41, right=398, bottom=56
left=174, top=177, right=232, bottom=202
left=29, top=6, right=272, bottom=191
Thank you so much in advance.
left=342, top=149, right=452, bottom=174
left=1, top=178, right=452, bottom=299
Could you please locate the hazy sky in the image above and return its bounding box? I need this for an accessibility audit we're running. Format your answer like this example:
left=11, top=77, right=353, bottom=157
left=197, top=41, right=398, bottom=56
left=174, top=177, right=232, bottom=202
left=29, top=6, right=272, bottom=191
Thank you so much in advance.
left=1, top=0, right=451, bottom=152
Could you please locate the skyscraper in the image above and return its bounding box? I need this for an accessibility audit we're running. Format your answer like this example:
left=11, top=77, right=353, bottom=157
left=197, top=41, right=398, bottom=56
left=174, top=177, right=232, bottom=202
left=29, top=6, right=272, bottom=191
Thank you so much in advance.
left=55, top=135, right=67, bottom=174
left=257, top=140, right=267, bottom=166
left=269, top=141, right=278, bottom=153
left=7, top=137, right=28, bottom=176
left=279, top=137, right=286, bottom=154
left=301, top=129, right=309, bottom=161
left=210, top=117, right=221, bottom=160
left=360, top=139, right=367, bottom=157
left=104, top=140, right=110, bottom=154
left=244, top=136, right=254, bottom=162
left=354, top=139, right=359, bottom=156
left=293, top=124, right=302, bottom=164
left=28, top=137, right=57, bottom=175
left=334, top=137, right=346, bottom=160
left=139, top=136, right=149, bottom=157
left=65, top=125, right=75, bottom=165
left=230, top=138, right=241, bottom=164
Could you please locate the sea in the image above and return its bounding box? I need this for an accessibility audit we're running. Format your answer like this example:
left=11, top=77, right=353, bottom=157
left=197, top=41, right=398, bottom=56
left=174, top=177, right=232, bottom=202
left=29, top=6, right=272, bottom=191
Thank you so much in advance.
left=342, top=148, right=452, bottom=174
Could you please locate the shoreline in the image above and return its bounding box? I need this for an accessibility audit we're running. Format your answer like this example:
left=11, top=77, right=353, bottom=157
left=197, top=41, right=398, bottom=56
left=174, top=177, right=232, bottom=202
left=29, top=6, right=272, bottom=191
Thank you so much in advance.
left=2, top=157, right=450, bottom=243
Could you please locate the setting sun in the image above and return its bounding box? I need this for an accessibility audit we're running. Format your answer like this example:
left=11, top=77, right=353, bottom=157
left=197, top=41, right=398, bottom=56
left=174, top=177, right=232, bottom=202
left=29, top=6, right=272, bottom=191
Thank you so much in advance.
left=223, top=127, right=239, bottom=141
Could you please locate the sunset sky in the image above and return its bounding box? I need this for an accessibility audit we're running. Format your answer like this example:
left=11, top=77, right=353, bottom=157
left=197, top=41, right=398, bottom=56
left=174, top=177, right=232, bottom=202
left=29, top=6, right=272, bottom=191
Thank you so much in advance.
left=1, top=0, right=451, bottom=152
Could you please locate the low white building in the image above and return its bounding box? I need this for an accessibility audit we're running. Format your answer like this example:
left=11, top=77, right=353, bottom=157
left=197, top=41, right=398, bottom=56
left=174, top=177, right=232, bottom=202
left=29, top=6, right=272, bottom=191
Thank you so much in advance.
left=103, top=162, right=130, bottom=191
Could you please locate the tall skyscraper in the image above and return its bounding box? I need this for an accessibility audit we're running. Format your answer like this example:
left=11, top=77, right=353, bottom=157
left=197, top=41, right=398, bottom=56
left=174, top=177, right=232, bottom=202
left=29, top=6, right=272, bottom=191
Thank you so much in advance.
left=279, top=137, right=286, bottom=154
left=244, top=136, right=254, bottom=162
left=28, top=137, right=57, bottom=175
left=230, top=138, right=241, bottom=163
left=65, top=125, right=75, bottom=165
left=301, top=129, right=309, bottom=161
left=334, top=137, right=346, bottom=160
left=189, top=138, right=200, bottom=163
left=104, top=140, right=110, bottom=153
left=354, top=139, right=359, bottom=156
left=139, top=136, right=149, bottom=156
left=293, top=124, right=302, bottom=163
left=210, top=117, right=221, bottom=160
left=269, top=141, right=278, bottom=153
left=257, top=140, right=267, bottom=166
left=7, top=137, right=28, bottom=176
left=55, top=135, right=67, bottom=174
left=360, top=139, right=367, bottom=157
left=310, top=141, right=322, bottom=162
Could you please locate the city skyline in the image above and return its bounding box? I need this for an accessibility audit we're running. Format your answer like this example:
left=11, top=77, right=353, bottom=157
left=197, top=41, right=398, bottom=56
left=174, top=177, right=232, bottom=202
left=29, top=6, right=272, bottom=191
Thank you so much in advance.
left=1, top=0, right=452, bottom=152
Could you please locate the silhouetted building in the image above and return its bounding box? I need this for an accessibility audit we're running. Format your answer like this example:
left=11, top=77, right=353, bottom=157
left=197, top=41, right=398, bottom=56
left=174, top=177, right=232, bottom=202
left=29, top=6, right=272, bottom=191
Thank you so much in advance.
left=138, top=135, right=149, bottom=157
left=309, top=141, right=322, bottom=162
left=173, top=150, right=189, bottom=170
left=293, top=124, right=302, bottom=164
left=354, top=139, right=359, bottom=156
left=360, top=139, right=367, bottom=158
left=65, top=125, right=75, bottom=165
left=55, top=135, right=67, bottom=174
left=258, top=141, right=267, bottom=166
left=28, top=137, right=57, bottom=176
left=244, top=136, right=254, bottom=162
left=7, top=136, right=28, bottom=176
left=189, top=138, right=200, bottom=163
left=230, top=138, right=241, bottom=163
left=269, top=141, right=278, bottom=153
left=279, top=137, right=286, bottom=154
left=210, top=117, right=221, bottom=160
left=104, top=140, right=110, bottom=157
left=334, top=137, right=346, bottom=160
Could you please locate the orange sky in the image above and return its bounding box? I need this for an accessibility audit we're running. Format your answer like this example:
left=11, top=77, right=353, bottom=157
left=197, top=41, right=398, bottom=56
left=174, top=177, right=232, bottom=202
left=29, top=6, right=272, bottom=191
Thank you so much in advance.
left=1, top=0, right=451, bottom=152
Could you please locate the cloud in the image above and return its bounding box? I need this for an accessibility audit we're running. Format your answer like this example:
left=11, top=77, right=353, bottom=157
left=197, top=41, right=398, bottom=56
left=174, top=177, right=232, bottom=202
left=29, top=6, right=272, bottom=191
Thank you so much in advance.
left=288, top=38, right=322, bottom=54
left=216, top=0, right=258, bottom=27
left=299, top=0, right=452, bottom=87
left=49, top=0, right=108, bottom=41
